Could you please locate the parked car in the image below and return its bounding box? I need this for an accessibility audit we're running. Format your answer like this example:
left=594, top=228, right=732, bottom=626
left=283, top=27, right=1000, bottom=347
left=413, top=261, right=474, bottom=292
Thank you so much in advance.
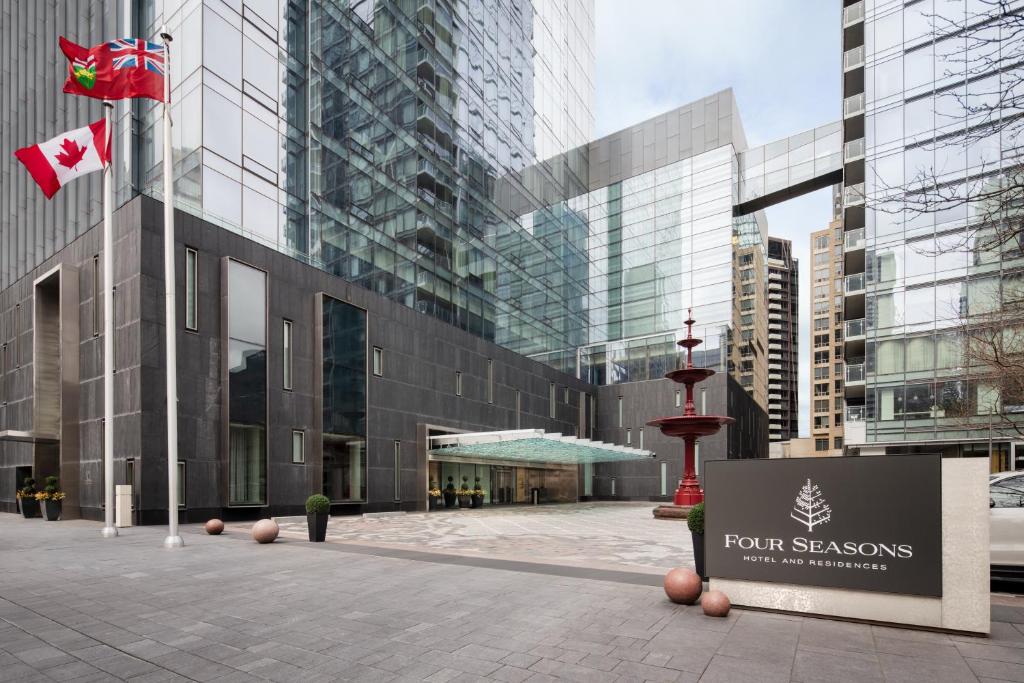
left=990, top=471, right=1024, bottom=580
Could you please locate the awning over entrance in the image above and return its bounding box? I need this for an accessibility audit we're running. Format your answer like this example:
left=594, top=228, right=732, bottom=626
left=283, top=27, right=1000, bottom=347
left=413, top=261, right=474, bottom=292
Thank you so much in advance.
left=0, top=430, right=59, bottom=444
left=428, top=429, right=653, bottom=465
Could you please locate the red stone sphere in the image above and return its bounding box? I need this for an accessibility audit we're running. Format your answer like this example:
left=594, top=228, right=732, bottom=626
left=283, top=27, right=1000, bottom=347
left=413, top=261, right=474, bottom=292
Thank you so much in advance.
left=663, top=567, right=703, bottom=605
left=204, top=519, right=224, bottom=535
left=701, top=590, right=731, bottom=617
left=252, top=518, right=280, bottom=544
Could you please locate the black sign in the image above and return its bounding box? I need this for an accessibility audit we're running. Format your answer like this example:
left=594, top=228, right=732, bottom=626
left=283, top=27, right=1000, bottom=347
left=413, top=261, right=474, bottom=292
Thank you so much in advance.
left=705, top=455, right=942, bottom=597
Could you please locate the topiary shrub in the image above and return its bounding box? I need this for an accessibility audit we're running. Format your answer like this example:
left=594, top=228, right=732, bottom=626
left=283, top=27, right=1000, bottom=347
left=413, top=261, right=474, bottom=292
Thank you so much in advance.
left=305, top=494, right=330, bottom=514
left=687, top=502, right=705, bottom=534
left=44, top=476, right=60, bottom=496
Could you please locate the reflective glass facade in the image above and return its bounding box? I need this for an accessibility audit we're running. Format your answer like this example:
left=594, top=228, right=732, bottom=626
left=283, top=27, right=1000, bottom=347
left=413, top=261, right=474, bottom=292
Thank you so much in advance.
left=843, top=0, right=1024, bottom=446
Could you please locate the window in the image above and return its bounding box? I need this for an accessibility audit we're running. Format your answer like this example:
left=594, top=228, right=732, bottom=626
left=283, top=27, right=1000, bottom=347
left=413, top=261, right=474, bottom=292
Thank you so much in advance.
left=394, top=441, right=401, bottom=502
left=617, top=396, right=623, bottom=427
left=292, top=430, right=304, bottom=464
left=834, top=437, right=843, bottom=450
left=564, top=386, right=569, bottom=403
left=639, top=429, right=644, bottom=450
left=675, top=390, right=681, bottom=408
left=185, top=247, right=198, bottom=331
left=626, top=428, right=632, bottom=445
left=815, top=438, right=829, bottom=451
left=177, top=461, right=186, bottom=508
left=660, top=462, right=667, bottom=496
left=701, top=388, right=706, bottom=414
left=93, top=254, right=101, bottom=336
left=814, top=351, right=830, bottom=364
left=814, top=367, right=829, bottom=379
left=228, top=260, right=267, bottom=506
left=814, top=334, right=830, bottom=348
left=322, top=295, right=367, bottom=502
left=814, top=235, right=829, bottom=250
left=283, top=320, right=293, bottom=390
left=515, top=390, right=521, bottom=428
left=372, top=346, right=383, bottom=376
left=13, top=304, right=19, bottom=367
left=455, top=371, right=463, bottom=396
left=814, top=317, right=829, bottom=331
left=487, top=359, right=493, bottom=403
left=814, top=399, right=829, bottom=413
left=549, top=382, right=556, bottom=418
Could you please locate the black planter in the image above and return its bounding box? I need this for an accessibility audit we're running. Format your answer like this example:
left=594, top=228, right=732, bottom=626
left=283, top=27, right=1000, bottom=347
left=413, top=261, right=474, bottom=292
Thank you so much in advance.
left=307, top=512, right=328, bottom=542
left=429, top=496, right=440, bottom=511
left=691, top=531, right=706, bottom=579
left=457, top=494, right=471, bottom=509
left=20, top=498, right=40, bottom=519
left=443, top=491, right=456, bottom=508
left=43, top=500, right=61, bottom=521
left=471, top=494, right=484, bottom=509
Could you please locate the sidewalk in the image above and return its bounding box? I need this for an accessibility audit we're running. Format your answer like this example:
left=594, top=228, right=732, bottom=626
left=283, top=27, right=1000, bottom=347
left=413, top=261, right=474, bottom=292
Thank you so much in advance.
left=0, top=514, right=1019, bottom=682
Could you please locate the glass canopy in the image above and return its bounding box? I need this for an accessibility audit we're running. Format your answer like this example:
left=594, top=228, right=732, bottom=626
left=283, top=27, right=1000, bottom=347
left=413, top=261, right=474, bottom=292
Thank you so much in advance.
left=428, top=429, right=653, bottom=465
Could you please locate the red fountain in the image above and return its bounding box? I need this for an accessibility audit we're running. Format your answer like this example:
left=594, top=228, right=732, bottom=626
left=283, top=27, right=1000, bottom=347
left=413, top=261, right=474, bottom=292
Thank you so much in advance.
left=647, top=311, right=734, bottom=507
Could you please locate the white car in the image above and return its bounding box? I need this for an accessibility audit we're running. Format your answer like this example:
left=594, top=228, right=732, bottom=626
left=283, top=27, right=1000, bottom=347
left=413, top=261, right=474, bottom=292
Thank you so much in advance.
left=991, top=471, right=1024, bottom=577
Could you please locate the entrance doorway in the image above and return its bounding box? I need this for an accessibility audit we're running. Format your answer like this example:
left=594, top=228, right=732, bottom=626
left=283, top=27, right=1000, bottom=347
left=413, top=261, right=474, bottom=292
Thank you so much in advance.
left=492, top=467, right=514, bottom=504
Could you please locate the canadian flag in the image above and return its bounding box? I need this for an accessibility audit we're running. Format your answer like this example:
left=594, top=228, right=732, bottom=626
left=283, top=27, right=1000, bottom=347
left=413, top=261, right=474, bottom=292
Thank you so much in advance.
left=14, top=119, right=109, bottom=199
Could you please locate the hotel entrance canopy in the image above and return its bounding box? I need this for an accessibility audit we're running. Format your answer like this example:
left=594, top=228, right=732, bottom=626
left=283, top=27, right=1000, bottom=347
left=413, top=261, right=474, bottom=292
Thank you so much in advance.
left=428, top=429, right=653, bottom=465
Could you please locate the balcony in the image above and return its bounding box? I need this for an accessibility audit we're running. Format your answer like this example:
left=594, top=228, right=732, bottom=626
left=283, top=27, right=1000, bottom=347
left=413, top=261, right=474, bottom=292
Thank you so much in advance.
left=843, top=1, right=865, bottom=27
left=845, top=363, right=864, bottom=383
left=843, top=92, right=865, bottom=118
left=844, top=318, right=865, bottom=339
left=846, top=405, right=866, bottom=422
left=843, top=45, right=865, bottom=72
left=844, top=227, right=865, bottom=251
left=843, top=182, right=865, bottom=207
left=844, top=273, right=865, bottom=295
left=844, top=138, right=865, bottom=162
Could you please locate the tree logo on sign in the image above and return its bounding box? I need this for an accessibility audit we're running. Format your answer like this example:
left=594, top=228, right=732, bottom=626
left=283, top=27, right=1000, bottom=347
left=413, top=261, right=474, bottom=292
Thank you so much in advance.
left=790, top=478, right=831, bottom=532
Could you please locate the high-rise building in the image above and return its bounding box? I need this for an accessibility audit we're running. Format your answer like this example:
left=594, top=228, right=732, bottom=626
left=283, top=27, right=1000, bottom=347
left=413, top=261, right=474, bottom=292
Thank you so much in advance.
left=810, top=221, right=845, bottom=455
left=767, top=236, right=799, bottom=442
left=841, top=0, right=1023, bottom=469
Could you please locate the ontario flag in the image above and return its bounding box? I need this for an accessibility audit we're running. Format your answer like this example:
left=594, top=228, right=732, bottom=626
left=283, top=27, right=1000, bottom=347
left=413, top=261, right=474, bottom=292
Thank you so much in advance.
left=14, top=119, right=110, bottom=199
left=60, top=36, right=165, bottom=102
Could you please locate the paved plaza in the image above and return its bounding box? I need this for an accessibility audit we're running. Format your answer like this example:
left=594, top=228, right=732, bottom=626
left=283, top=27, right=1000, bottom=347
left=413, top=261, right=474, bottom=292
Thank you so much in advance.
left=2, top=511, right=1024, bottom=682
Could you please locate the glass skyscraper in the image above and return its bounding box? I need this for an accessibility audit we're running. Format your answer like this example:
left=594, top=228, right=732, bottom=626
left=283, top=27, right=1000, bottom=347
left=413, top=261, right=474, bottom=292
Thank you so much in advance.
left=841, top=0, right=1024, bottom=465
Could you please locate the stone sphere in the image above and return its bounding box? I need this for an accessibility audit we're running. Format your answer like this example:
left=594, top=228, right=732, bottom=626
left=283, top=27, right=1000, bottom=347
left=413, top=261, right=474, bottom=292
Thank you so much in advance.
left=663, top=567, right=703, bottom=605
left=252, top=518, right=279, bottom=544
left=204, top=519, right=224, bottom=535
left=701, top=590, right=731, bottom=617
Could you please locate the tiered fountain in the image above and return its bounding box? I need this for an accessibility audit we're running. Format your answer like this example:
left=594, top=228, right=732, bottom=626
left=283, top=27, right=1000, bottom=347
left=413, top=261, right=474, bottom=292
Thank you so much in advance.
left=649, top=311, right=734, bottom=518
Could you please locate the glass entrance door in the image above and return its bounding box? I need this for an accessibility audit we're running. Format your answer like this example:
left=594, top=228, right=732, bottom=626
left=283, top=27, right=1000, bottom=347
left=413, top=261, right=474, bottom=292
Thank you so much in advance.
left=492, top=467, right=514, bottom=504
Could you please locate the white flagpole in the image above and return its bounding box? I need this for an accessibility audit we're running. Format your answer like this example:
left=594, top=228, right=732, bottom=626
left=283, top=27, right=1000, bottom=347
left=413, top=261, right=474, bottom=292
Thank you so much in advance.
left=100, top=99, right=117, bottom=539
left=161, top=27, right=183, bottom=549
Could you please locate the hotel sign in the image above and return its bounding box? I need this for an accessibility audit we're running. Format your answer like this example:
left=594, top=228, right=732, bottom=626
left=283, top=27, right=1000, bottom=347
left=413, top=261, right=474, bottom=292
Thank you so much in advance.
left=704, top=455, right=942, bottom=597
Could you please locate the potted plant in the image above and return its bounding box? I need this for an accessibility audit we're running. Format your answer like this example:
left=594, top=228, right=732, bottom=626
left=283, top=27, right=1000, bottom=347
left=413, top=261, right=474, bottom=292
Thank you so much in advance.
left=40, top=476, right=64, bottom=521
left=687, top=502, right=705, bottom=579
left=457, top=476, right=472, bottom=508
left=305, top=494, right=330, bottom=542
left=17, top=477, right=39, bottom=519
left=428, top=482, right=442, bottom=510
left=443, top=476, right=457, bottom=508
left=471, top=477, right=485, bottom=508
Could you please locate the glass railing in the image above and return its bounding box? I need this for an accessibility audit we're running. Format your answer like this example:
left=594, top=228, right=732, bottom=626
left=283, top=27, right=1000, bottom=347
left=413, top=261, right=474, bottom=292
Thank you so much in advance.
left=846, top=405, right=866, bottom=422
left=845, top=318, right=865, bottom=337
left=845, top=272, right=865, bottom=293
left=843, top=182, right=865, bottom=206
left=844, top=227, right=865, bottom=250
left=843, top=1, right=865, bottom=26
left=843, top=45, right=865, bottom=71
left=844, top=138, right=865, bottom=161
left=843, top=92, right=865, bottom=118
left=845, top=363, right=865, bottom=383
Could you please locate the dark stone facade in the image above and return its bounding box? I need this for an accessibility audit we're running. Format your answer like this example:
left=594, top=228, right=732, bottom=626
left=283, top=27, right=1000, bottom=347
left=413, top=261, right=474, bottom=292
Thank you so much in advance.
left=0, top=196, right=766, bottom=522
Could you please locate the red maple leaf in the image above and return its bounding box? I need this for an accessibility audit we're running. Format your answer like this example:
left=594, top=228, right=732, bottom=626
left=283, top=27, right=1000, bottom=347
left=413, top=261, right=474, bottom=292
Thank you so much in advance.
left=54, top=138, right=87, bottom=169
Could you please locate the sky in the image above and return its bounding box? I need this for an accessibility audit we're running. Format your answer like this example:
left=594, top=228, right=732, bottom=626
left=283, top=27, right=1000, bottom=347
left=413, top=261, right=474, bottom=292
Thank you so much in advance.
left=594, top=0, right=841, bottom=438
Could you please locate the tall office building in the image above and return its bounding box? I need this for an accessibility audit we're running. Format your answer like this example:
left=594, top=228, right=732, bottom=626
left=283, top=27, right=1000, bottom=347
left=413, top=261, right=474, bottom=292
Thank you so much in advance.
left=767, top=236, right=799, bottom=442
left=810, top=221, right=845, bottom=455
left=840, top=0, right=1023, bottom=468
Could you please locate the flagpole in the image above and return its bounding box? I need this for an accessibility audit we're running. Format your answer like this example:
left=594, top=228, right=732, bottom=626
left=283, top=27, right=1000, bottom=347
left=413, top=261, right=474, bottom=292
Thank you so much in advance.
left=100, top=99, right=117, bottom=539
left=161, top=27, right=183, bottom=549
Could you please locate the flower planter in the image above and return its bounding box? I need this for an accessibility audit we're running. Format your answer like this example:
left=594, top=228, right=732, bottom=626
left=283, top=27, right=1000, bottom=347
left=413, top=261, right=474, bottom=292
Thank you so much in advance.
left=307, top=512, right=328, bottom=542
left=470, top=494, right=484, bottom=509
left=691, top=531, right=706, bottom=580
left=457, top=494, right=471, bottom=509
left=43, top=499, right=61, bottom=521
left=20, top=498, right=40, bottom=519
left=429, top=496, right=440, bottom=511
left=443, top=491, right=457, bottom=508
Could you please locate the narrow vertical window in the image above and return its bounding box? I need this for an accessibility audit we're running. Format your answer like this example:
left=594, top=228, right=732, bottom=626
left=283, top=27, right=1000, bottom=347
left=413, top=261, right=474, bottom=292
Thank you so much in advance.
left=185, top=247, right=198, bottom=331
left=564, top=386, right=569, bottom=403
left=455, top=371, right=463, bottom=396
left=700, top=388, right=706, bottom=415
left=611, top=478, right=616, bottom=496
left=372, top=346, right=383, bottom=376
left=292, top=429, right=305, bottom=463
left=675, top=390, right=681, bottom=408
left=695, top=443, right=701, bottom=475
left=639, top=429, right=644, bottom=450
left=393, top=441, right=401, bottom=502
left=617, top=396, right=623, bottom=427
left=660, top=462, right=667, bottom=496
left=515, top=390, right=521, bottom=428
left=548, top=382, right=556, bottom=418
left=177, top=461, right=186, bottom=508
left=590, top=395, right=596, bottom=437
left=487, top=359, right=494, bottom=403
left=93, top=254, right=101, bottom=336
left=626, top=428, right=632, bottom=445
left=283, top=320, right=293, bottom=390
left=13, top=304, right=19, bottom=367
